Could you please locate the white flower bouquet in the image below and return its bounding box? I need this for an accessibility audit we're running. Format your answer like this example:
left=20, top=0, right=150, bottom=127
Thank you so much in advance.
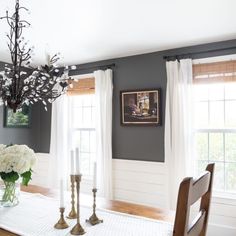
left=0, top=144, right=36, bottom=206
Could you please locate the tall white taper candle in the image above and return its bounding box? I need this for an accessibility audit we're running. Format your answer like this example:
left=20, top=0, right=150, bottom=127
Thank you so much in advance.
left=60, top=179, right=64, bottom=208
left=70, top=150, right=75, bottom=175
left=93, top=162, right=97, bottom=189
left=75, top=147, right=80, bottom=174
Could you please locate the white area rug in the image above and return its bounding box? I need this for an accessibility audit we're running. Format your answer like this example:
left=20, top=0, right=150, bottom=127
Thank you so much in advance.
left=0, top=192, right=173, bottom=236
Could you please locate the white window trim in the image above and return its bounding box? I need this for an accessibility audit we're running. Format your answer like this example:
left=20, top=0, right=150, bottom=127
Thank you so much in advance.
left=193, top=56, right=236, bottom=200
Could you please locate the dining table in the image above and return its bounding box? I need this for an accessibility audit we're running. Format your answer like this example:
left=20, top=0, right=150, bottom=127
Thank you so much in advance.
left=0, top=185, right=174, bottom=236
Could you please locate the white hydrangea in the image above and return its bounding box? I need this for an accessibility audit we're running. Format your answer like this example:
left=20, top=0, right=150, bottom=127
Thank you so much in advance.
left=0, top=144, right=6, bottom=153
left=0, top=144, right=36, bottom=174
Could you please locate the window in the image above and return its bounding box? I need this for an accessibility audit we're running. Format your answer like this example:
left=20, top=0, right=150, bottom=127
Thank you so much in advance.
left=193, top=59, right=236, bottom=195
left=69, top=76, right=96, bottom=179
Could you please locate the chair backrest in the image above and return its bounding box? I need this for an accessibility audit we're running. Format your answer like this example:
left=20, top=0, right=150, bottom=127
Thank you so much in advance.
left=173, top=163, right=215, bottom=236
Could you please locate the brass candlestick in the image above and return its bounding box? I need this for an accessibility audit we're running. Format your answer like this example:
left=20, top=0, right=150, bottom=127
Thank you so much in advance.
left=67, top=175, right=77, bottom=219
left=54, top=207, right=69, bottom=229
left=70, top=174, right=86, bottom=235
left=86, top=188, right=103, bottom=225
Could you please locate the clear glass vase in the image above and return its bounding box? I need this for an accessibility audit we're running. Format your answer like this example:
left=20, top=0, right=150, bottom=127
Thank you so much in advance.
left=0, top=179, right=20, bottom=207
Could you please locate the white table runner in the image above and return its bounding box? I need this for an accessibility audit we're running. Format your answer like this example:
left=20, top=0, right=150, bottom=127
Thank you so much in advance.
left=0, top=192, right=173, bottom=236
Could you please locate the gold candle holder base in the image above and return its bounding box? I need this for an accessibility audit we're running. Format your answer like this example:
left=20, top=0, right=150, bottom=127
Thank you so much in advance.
left=86, top=188, right=103, bottom=226
left=67, top=208, right=77, bottom=219
left=70, top=174, right=86, bottom=235
left=70, top=223, right=86, bottom=235
left=86, top=214, right=103, bottom=225
left=54, top=207, right=69, bottom=229
left=67, top=175, right=77, bottom=219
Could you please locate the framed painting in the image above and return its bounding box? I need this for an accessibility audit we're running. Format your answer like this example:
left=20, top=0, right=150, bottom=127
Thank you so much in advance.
left=4, top=105, right=31, bottom=128
left=120, top=89, right=161, bottom=126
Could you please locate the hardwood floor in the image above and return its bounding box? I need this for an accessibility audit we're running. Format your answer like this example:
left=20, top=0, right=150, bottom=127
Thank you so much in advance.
left=0, top=185, right=174, bottom=236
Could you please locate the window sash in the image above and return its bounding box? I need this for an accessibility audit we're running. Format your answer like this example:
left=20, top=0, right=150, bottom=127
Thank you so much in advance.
left=195, top=129, right=236, bottom=194
left=70, top=92, right=96, bottom=180
left=72, top=128, right=96, bottom=178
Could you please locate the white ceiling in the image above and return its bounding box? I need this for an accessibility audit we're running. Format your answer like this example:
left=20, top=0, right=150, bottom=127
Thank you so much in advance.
left=0, top=0, right=236, bottom=66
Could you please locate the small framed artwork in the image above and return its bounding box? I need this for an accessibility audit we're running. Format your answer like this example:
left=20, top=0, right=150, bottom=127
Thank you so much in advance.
left=120, top=89, right=161, bottom=126
left=4, top=105, right=31, bottom=128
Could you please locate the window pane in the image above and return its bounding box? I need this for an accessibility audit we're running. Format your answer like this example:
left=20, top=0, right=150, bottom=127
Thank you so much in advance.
left=83, top=107, right=92, bottom=126
left=91, top=107, right=96, bottom=126
left=90, top=131, right=96, bottom=153
left=82, top=95, right=92, bottom=106
left=90, top=153, right=96, bottom=171
left=209, top=84, right=224, bottom=101
left=225, top=101, right=236, bottom=127
left=225, top=133, right=236, bottom=162
left=80, top=152, right=90, bottom=176
left=225, top=163, right=236, bottom=193
left=214, top=162, right=225, bottom=191
left=194, top=102, right=208, bottom=127
left=225, top=83, right=236, bottom=100
left=197, top=160, right=208, bottom=175
left=73, top=96, right=83, bottom=107
left=91, top=95, right=96, bottom=106
left=194, top=84, right=208, bottom=101
left=80, top=131, right=90, bottom=152
left=72, top=107, right=83, bottom=128
left=195, top=133, right=208, bottom=160
left=71, top=94, right=96, bottom=179
left=209, top=133, right=224, bottom=161
left=72, top=131, right=80, bottom=149
left=209, top=101, right=224, bottom=127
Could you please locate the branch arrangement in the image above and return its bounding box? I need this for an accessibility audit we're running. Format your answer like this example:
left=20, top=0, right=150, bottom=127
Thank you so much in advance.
left=0, top=0, right=70, bottom=112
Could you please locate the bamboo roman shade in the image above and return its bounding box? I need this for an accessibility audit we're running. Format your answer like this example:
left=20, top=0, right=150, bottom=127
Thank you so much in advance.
left=193, top=60, right=236, bottom=84
left=67, top=77, right=95, bottom=95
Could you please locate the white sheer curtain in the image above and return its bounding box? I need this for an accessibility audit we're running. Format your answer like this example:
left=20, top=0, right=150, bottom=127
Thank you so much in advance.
left=94, top=69, right=113, bottom=200
left=165, top=59, right=194, bottom=210
left=49, top=95, right=72, bottom=188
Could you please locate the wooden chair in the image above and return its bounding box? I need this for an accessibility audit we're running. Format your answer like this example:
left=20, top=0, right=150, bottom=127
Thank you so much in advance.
left=173, top=163, right=215, bottom=236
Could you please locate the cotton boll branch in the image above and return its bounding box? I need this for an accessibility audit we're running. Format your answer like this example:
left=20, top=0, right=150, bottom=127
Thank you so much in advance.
left=0, top=0, right=70, bottom=112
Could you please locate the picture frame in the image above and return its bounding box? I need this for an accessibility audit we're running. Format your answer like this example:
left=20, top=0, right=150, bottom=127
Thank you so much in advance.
left=120, top=89, right=161, bottom=126
left=4, top=105, right=31, bottom=128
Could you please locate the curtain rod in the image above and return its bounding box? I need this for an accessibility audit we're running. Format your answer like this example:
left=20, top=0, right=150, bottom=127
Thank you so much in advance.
left=74, top=63, right=115, bottom=71
left=163, top=46, right=236, bottom=61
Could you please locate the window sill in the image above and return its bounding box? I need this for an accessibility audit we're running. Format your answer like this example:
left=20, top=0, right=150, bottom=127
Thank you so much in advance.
left=212, top=192, right=236, bottom=205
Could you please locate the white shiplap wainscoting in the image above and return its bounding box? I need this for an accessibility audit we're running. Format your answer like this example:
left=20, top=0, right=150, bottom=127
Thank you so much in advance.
left=33, top=154, right=236, bottom=236
left=207, top=196, right=236, bottom=236
left=31, top=153, right=51, bottom=187
left=113, top=159, right=168, bottom=209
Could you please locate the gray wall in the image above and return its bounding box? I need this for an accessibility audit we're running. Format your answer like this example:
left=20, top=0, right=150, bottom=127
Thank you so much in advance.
left=70, top=39, right=236, bottom=162
left=0, top=103, right=41, bottom=151
left=1, top=39, right=236, bottom=159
